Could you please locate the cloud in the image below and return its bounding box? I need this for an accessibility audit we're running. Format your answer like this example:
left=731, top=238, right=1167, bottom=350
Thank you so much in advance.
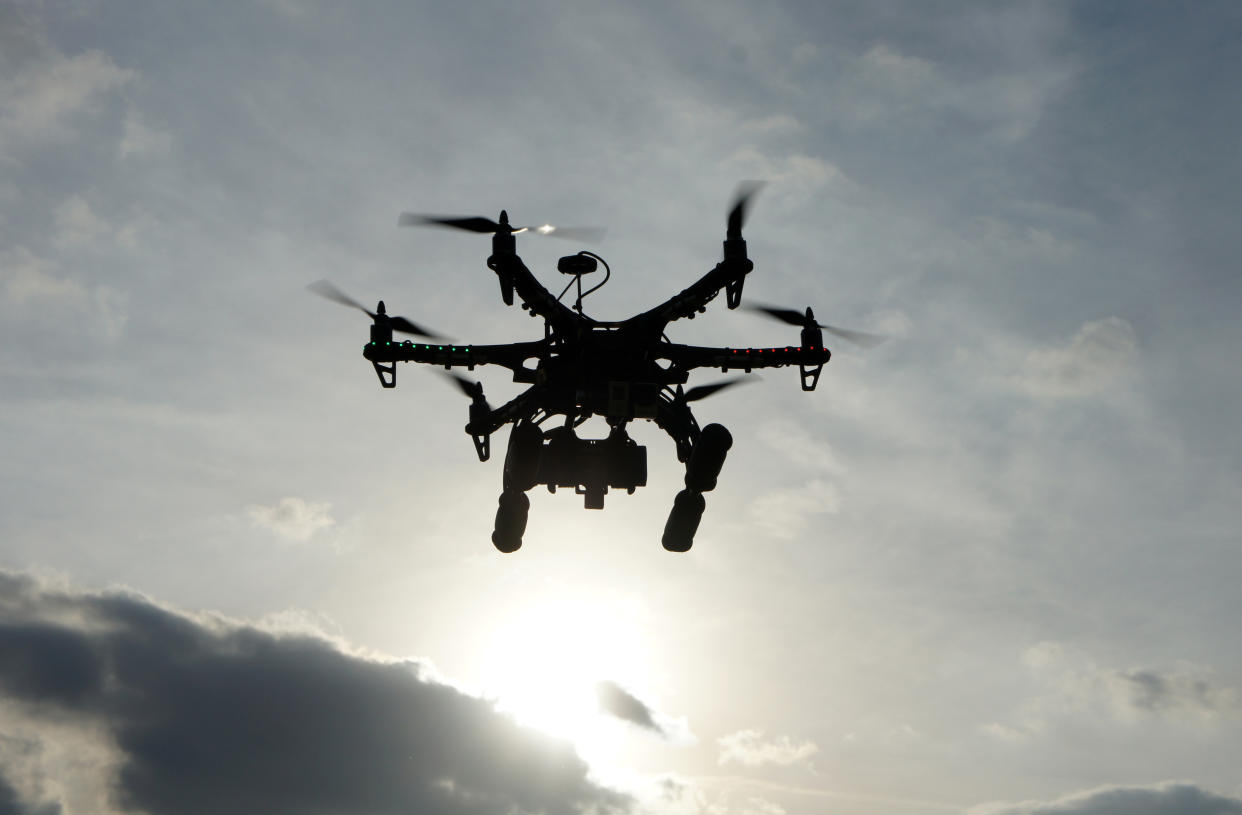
left=756, top=420, right=841, bottom=474
left=984, top=642, right=1239, bottom=740
left=747, top=480, right=840, bottom=540
left=1102, top=668, right=1238, bottom=719
left=967, top=781, right=1242, bottom=815
left=1033, top=643, right=1240, bottom=722
left=0, top=246, right=128, bottom=338
left=723, top=149, right=855, bottom=201
left=593, top=682, right=692, bottom=744
left=637, top=775, right=789, bottom=815
left=0, top=769, right=42, bottom=815
left=0, top=571, right=627, bottom=815
left=53, top=196, right=110, bottom=249
left=596, top=680, right=662, bottom=734
left=247, top=496, right=335, bottom=542
left=117, top=110, right=171, bottom=160
left=857, top=43, right=938, bottom=91
left=0, top=247, right=84, bottom=304
left=716, top=730, right=818, bottom=768
left=1014, top=317, right=1138, bottom=398
left=0, top=12, right=134, bottom=154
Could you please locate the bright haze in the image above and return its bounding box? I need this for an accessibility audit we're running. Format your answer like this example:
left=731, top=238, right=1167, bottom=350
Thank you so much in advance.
left=2, top=2, right=1241, bottom=814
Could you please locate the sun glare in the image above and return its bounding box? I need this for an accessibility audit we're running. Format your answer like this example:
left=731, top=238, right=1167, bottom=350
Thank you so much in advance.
left=475, top=592, right=652, bottom=764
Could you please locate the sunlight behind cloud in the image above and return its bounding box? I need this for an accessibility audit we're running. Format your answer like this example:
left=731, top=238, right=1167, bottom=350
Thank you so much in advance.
left=473, top=590, right=658, bottom=769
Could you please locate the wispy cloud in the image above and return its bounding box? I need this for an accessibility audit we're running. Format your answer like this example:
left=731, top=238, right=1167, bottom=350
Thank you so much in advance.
left=983, top=641, right=1239, bottom=741
left=717, top=729, right=818, bottom=768
left=1013, top=317, right=1138, bottom=398
left=0, top=11, right=134, bottom=155
left=747, top=479, right=840, bottom=540
left=247, top=496, right=335, bottom=543
left=968, top=781, right=1242, bottom=815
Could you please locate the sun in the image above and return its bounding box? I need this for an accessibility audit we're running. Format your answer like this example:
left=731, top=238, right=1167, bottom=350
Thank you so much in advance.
left=473, top=591, right=652, bottom=763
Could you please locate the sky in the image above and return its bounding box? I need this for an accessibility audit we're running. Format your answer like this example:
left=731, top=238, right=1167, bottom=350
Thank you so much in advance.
left=2, top=1, right=1241, bottom=813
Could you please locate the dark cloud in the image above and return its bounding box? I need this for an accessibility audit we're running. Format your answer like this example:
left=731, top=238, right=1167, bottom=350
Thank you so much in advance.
left=0, top=768, right=59, bottom=815
left=1110, top=668, right=1234, bottom=717
left=0, top=622, right=103, bottom=708
left=594, top=680, right=665, bottom=736
left=0, top=772, right=21, bottom=815
left=972, top=782, right=1242, bottom=815
left=0, top=572, right=628, bottom=815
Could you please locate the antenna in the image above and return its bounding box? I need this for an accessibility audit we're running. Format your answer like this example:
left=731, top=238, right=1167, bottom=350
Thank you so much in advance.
left=556, top=252, right=611, bottom=315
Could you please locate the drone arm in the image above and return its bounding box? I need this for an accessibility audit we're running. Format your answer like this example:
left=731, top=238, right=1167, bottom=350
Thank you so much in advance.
left=656, top=342, right=831, bottom=389
left=487, top=251, right=584, bottom=332
left=652, top=393, right=701, bottom=463
left=363, top=339, right=546, bottom=383
left=626, top=257, right=752, bottom=333
left=463, top=385, right=547, bottom=463
left=472, top=386, right=546, bottom=436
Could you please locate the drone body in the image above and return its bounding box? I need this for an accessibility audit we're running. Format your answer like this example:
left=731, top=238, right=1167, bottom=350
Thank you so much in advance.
left=315, top=188, right=880, bottom=552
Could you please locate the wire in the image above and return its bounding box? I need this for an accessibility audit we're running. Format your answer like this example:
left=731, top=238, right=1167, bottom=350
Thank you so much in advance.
left=578, top=251, right=610, bottom=300
left=553, top=251, right=611, bottom=317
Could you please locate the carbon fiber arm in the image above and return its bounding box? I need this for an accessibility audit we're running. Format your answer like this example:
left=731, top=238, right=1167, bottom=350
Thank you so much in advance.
left=487, top=241, right=586, bottom=335
left=363, top=339, right=547, bottom=383
left=622, top=257, right=752, bottom=334
left=655, top=342, right=830, bottom=374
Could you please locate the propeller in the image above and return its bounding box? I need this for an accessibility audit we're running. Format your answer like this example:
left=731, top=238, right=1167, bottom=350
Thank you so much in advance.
left=681, top=376, right=755, bottom=403
left=399, top=210, right=605, bottom=243
left=307, top=279, right=446, bottom=340
left=437, top=369, right=489, bottom=408
left=746, top=302, right=887, bottom=349
left=726, top=180, right=765, bottom=239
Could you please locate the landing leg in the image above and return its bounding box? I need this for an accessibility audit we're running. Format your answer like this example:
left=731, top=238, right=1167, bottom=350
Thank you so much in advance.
left=662, top=423, right=731, bottom=551
left=684, top=423, right=732, bottom=492
left=492, top=489, right=529, bottom=553
left=662, top=489, right=705, bottom=552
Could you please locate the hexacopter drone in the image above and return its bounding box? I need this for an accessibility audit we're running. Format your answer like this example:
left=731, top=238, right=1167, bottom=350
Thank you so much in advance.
left=312, top=185, right=881, bottom=552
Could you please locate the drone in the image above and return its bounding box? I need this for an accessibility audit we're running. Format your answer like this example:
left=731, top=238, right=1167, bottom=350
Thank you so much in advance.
left=311, top=184, right=882, bottom=552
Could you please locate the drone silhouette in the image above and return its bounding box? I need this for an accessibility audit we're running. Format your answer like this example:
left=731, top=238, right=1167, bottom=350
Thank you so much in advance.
left=311, top=184, right=882, bottom=552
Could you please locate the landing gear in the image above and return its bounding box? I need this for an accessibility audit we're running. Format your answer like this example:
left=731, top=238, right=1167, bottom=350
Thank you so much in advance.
left=684, top=423, right=732, bottom=492
left=503, top=422, right=543, bottom=492
left=662, top=489, right=705, bottom=552
left=662, top=423, right=731, bottom=552
left=492, top=490, right=529, bottom=553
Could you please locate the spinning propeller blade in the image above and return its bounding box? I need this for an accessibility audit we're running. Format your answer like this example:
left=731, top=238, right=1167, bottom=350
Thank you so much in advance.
left=398, top=212, right=605, bottom=242
left=307, top=279, right=370, bottom=313
left=683, top=376, right=755, bottom=403
left=439, top=370, right=481, bottom=399
left=746, top=302, right=887, bottom=349
left=387, top=316, right=445, bottom=339
left=726, top=180, right=765, bottom=238
left=436, top=370, right=491, bottom=411
left=525, top=224, right=607, bottom=243
left=307, top=279, right=446, bottom=340
left=398, top=214, right=502, bottom=233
